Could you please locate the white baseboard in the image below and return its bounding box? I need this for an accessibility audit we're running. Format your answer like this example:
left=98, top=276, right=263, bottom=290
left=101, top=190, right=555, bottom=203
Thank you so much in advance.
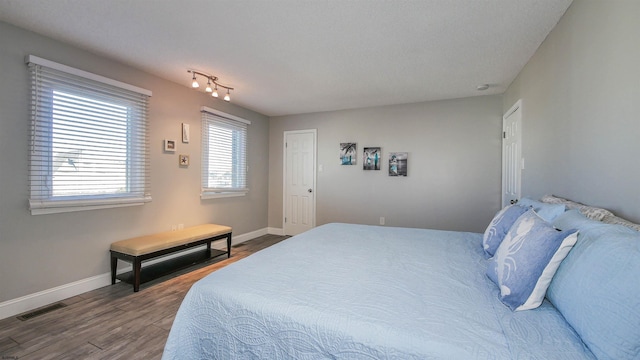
left=267, top=227, right=285, bottom=236
left=0, top=227, right=271, bottom=321
left=0, top=273, right=112, bottom=322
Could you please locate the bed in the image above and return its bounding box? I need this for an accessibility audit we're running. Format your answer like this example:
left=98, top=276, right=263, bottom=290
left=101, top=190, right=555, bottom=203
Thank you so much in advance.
left=162, top=196, right=640, bottom=360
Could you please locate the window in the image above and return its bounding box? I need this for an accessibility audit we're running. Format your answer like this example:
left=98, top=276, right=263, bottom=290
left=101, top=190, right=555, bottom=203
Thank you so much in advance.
left=28, top=55, right=152, bottom=215
left=201, top=107, right=250, bottom=199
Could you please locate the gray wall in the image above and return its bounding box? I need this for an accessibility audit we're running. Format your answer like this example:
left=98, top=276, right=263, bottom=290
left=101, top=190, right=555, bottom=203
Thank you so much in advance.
left=269, top=95, right=503, bottom=233
left=0, top=21, right=270, bottom=303
left=503, top=0, right=640, bottom=222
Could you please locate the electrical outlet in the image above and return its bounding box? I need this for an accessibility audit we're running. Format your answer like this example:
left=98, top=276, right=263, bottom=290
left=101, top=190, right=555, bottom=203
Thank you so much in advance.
left=380, top=217, right=385, bottom=225
left=178, top=223, right=184, bottom=230
left=171, top=225, right=177, bottom=231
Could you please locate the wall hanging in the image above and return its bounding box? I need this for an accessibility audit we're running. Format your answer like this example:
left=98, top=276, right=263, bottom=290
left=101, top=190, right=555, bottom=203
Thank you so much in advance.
left=164, top=139, right=176, bottom=152
left=363, top=147, right=381, bottom=170
left=340, top=143, right=357, bottom=165
left=179, top=154, right=190, bottom=167
left=389, top=152, right=408, bottom=176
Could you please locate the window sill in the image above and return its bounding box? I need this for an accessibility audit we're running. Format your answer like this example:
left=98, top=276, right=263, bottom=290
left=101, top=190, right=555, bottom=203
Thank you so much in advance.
left=29, top=196, right=152, bottom=215
left=201, top=191, right=248, bottom=200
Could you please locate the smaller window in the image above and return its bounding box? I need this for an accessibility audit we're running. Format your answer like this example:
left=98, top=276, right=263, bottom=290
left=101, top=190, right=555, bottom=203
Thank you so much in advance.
left=201, top=107, right=250, bottom=199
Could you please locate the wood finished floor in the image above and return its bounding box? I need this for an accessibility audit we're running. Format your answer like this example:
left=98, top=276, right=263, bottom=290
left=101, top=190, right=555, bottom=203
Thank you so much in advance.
left=0, top=234, right=288, bottom=360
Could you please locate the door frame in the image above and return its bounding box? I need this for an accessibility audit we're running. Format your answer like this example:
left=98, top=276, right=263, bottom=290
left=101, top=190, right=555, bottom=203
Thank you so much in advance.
left=502, top=99, right=523, bottom=207
left=282, top=129, right=317, bottom=234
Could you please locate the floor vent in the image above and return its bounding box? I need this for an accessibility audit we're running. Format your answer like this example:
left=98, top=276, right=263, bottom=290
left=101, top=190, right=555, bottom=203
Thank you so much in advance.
left=17, top=302, right=67, bottom=321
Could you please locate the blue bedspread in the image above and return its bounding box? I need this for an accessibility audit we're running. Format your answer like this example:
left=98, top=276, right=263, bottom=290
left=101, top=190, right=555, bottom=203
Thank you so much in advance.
left=163, top=223, right=595, bottom=359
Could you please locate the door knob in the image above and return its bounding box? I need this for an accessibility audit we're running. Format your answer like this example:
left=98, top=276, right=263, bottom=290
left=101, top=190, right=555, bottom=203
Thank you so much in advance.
left=308, top=189, right=313, bottom=193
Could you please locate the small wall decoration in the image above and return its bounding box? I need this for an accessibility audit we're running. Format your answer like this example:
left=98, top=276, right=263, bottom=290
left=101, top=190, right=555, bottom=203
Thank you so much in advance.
left=363, top=147, right=381, bottom=170
left=182, top=123, right=190, bottom=143
left=340, top=143, right=357, bottom=165
left=389, top=152, right=408, bottom=176
left=164, top=139, right=176, bottom=152
left=179, top=154, right=190, bottom=167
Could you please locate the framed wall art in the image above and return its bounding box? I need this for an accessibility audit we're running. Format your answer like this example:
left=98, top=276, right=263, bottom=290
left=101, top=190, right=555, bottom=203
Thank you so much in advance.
left=179, top=154, right=190, bottom=167
left=363, top=147, right=381, bottom=170
left=182, top=123, right=190, bottom=143
left=164, top=139, right=176, bottom=152
left=340, top=143, right=357, bottom=165
left=389, top=152, right=408, bottom=176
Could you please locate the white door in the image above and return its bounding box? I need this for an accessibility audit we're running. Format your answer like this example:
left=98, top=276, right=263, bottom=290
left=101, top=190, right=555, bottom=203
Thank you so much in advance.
left=502, top=100, right=522, bottom=208
left=283, top=130, right=316, bottom=235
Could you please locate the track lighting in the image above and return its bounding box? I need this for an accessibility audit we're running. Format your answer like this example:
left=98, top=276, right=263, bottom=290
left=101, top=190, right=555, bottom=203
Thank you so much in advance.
left=188, top=70, right=234, bottom=102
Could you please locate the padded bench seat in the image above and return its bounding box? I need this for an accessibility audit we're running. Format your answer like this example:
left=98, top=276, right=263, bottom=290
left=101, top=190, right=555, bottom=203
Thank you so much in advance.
left=110, top=224, right=232, bottom=292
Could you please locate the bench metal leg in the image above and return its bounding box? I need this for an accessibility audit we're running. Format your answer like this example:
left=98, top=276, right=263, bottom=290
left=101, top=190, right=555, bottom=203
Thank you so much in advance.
left=110, top=254, right=118, bottom=285
left=227, top=233, right=232, bottom=258
left=133, top=257, right=142, bottom=292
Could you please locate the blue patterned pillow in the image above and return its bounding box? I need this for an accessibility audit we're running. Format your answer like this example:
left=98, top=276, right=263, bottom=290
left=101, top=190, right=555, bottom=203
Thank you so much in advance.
left=517, top=197, right=566, bottom=222
left=487, top=210, right=578, bottom=311
left=482, top=205, right=528, bottom=257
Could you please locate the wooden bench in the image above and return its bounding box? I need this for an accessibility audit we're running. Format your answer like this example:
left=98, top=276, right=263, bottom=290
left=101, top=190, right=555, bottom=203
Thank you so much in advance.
left=110, top=224, right=232, bottom=292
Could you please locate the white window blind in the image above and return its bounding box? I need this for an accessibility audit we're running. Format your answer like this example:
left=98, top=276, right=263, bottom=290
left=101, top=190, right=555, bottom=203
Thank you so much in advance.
left=27, top=55, right=152, bottom=215
left=201, top=107, right=249, bottom=199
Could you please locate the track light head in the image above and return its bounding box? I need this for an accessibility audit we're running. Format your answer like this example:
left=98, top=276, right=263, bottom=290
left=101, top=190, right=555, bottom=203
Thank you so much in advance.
left=205, top=78, right=213, bottom=93
left=191, top=73, right=199, bottom=88
left=224, top=89, right=231, bottom=102
left=212, top=84, right=219, bottom=98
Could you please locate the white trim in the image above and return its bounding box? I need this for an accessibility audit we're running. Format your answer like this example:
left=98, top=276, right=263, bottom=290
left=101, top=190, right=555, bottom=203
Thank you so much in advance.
left=30, top=196, right=152, bottom=215
left=31, top=202, right=142, bottom=215
left=0, top=227, right=269, bottom=320
left=231, top=227, right=269, bottom=245
left=504, top=99, right=522, bottom=119
left=267, top=227, right=285, bottom=236
left=26, top=55, right=152, bottom=97
left=200, top=192, right=247, bottom=200
left=200, top=106, right=251, bottom=125
left=0, top=273, right=111, bottom=322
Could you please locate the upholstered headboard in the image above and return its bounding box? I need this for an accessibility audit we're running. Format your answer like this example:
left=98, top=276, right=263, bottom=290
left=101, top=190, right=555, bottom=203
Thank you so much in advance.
left=541, top=194, right=640, bottom=232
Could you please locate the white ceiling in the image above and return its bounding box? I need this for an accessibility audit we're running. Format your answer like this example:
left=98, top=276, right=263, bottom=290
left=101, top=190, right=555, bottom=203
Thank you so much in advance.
left=0, top=0, right=572, bottom=117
